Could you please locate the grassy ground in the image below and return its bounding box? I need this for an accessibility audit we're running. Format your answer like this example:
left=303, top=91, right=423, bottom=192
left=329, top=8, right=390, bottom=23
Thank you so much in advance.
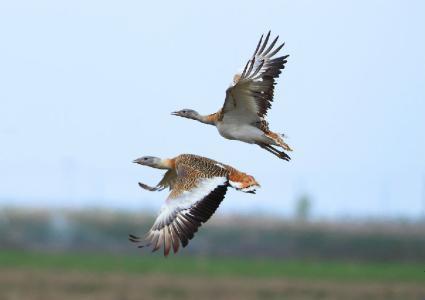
left=0, top=251, right=424, bottom=300
left=0, top=251, right=424, bottom=282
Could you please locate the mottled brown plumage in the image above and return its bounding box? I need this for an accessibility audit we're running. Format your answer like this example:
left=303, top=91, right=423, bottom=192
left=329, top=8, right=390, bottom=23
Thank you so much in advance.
left=130, top=154, right=260, bottom=256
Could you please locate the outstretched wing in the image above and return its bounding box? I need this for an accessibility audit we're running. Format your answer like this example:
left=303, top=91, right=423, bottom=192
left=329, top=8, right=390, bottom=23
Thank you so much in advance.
left=130, top=163, right=228, bottom=256
left=222, top=31, right=289, bottom=122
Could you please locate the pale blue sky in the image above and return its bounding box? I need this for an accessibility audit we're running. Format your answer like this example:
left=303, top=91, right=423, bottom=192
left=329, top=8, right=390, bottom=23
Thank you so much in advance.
left=0, top=0, right=424, bottom=218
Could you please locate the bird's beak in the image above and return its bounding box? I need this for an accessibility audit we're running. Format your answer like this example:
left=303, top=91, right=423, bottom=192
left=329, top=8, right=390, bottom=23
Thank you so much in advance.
left=171, top=111, right=179, bottom=116
left=133, top=158, right=143, bottom=164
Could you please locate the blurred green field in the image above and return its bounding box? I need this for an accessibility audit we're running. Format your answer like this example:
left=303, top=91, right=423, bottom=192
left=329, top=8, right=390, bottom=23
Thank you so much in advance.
left=1, top=251, right=424, bottom=300
left=1, top=250, right=424, bottom=282
left=1, top=210, right=425, bottom=299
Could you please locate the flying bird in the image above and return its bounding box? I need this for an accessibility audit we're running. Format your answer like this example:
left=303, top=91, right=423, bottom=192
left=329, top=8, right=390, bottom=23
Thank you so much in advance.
left=129, top=154, right=260, bottom=256
left=172, top=31, right=293, bottom=160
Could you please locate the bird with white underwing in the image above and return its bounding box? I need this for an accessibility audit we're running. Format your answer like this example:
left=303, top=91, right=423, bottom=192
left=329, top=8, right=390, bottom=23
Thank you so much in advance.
left=172, top=31, right=293, bottom=160
left=129, top=154, right=260, bottom=256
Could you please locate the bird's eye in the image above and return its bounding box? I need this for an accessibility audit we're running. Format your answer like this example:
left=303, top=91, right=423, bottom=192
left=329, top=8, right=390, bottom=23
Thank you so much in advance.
left=182, top=110, right=187, bottom=114
left=144, top=158, right=148, bottom=161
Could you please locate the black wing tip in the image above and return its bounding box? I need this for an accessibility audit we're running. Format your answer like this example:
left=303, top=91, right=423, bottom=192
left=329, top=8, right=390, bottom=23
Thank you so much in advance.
left=129, top=182, right=228, bottom=257
left=129, top=234, right=142, bottom=243
left=129, top=232, right=174, bottom=257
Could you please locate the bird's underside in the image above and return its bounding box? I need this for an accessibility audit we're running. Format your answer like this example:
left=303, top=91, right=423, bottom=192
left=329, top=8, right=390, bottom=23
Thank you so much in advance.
left=172, top=31, right=293, bottom=161
left=130, top=154, right=260, bottom=256
left=215, top=114, right=292, bottom=161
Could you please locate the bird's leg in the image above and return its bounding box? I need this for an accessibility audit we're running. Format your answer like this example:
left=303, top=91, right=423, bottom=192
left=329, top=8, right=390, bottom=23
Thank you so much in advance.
left=257, top=143, right=291, bottom=161
left=258, top=143, right=280, bottom=156
left=138, top=182, right=164, bottom=191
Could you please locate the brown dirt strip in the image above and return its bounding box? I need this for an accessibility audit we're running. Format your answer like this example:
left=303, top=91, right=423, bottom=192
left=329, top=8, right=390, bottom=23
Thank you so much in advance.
left=0, top=269, right=424, bottom=300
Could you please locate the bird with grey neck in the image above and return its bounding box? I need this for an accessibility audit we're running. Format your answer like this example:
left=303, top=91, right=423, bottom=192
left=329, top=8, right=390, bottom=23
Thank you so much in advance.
left=171, top=31, right=293, bottom=161
left=130, top=153, right=260, bottom=256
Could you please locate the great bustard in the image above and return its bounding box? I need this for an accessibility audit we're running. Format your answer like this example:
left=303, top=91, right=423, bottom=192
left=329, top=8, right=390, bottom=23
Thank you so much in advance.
left=129, top=154, right=260, bottom=256
left=172, top=31, right=293, bottom=161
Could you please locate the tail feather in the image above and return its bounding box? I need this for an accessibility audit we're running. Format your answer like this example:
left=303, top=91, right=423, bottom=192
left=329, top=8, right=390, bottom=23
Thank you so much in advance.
left=228, top=171, right=260, bottom=193
left=265, top=131, right=293, bottom=152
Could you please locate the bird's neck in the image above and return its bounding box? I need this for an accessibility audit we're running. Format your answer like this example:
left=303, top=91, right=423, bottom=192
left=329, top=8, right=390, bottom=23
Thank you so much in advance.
left=156, top=158, right=175, bottom=170
left=198, top=111, right=221, bottom=125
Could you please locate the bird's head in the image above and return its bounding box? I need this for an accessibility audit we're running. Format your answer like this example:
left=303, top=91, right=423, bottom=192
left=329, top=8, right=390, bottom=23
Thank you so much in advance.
left=171, top=109, right=200, bottom=121
left=133, top=156, right=162, bottom=168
